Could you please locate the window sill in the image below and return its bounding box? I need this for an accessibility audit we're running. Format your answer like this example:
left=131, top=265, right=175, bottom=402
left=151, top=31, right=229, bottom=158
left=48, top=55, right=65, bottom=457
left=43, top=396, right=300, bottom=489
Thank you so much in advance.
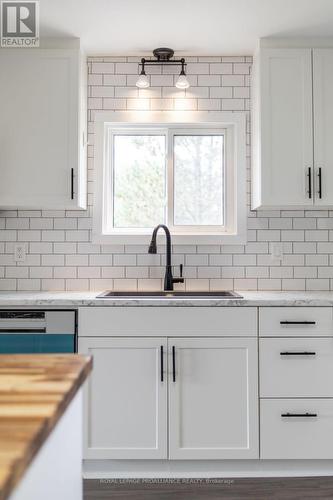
left=91, top=231, right=247, bottom=246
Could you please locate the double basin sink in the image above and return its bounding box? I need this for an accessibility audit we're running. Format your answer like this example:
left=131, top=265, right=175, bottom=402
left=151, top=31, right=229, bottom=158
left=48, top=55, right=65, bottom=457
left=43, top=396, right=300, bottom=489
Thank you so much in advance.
left=97, top=291, right=243, bottom=299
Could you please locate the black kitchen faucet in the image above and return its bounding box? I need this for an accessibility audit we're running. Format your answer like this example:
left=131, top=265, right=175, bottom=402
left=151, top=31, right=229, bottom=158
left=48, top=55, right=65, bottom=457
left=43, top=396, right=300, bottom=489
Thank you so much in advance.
left=148, top=224, right=184, bottom=291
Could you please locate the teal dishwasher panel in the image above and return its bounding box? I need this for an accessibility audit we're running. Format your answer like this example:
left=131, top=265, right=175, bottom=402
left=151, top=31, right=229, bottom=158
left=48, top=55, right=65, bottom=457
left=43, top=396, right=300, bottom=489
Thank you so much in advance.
left=0, top=334, right=75, bottom=353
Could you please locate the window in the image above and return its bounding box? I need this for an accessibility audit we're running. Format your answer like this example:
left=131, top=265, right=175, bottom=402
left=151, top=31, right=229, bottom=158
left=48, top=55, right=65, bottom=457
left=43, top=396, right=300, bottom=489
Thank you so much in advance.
left=173, top=133, right=224, bottom=227
left=112, top=134, right=166, bottom=229
left=93, top=112, right=246, bottom=244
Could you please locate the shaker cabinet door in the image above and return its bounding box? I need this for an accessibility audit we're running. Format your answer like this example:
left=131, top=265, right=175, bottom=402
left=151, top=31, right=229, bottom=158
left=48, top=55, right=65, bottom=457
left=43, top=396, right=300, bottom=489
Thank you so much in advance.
left=313, top=49, right=333, bottom=206
left=168, top=337, right=258, bottom=459
left=253, top=48, right=314, bottom=209
left=0, top=48, right=86, bottom=209
left=79, top=337, right=167, bottom=459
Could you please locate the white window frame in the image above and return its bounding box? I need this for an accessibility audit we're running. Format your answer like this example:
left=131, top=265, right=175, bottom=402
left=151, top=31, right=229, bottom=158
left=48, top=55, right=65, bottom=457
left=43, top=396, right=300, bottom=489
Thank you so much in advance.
left=93, top=111, right=246, bottom=245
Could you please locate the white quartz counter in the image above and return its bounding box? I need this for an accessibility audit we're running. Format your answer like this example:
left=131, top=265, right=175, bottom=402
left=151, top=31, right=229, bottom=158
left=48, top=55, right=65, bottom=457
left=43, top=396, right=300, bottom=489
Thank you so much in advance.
left=1, top=291, right=333, bottom=307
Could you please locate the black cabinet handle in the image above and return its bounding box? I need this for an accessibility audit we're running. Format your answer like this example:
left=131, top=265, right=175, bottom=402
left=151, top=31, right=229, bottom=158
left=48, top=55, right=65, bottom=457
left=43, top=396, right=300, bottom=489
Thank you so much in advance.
left=172, top=345, right=176, bottom=382
left=318, top=167, right=322, bottom=199
left=307, top=167, right=312, bottom=199
left=160, top=345, right=164, bottom=382
left=280, top=321, right=316, bottom=325
left=71, top=168, right=74, bottom=200
left=280, top=351, right=316, bottom=356
left=281, top=412, right=317, bottom=418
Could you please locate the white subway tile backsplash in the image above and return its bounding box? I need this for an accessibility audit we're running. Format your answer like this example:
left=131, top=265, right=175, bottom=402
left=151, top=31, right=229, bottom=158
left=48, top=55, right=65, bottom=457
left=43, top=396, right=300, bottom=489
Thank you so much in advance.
left=233, top=254, right=256, bottom=266
left=103, top=74, right=126, bottom=86
left=198, top=75, right=220, bottom=86
left=53, top=267, right=76, bottom=279
left=221, top=75, right=244, bottom=86
left=234, top=278, right=257, bottom=290
left=30, top=267, right=53, bottom=278
left=78, top=267, right=100, bottom=279
left=66, top=279, right=90, bottom=291
left=282, top=279, right=306, bottom=291
left=6, top=218, right=29, bottom=229
left=6, top=267, right=29, bottom=278
left=54, top=218, right=77, bottom=230
left=18, top=279, right=40, bottom=291
left=42, top=231, right=65, bottom=242
left=113, top=254, right=136, bottom=266
left=102, top=267, right=125, bottom=278
left=306, top=279, right=329, bottom=291
left=0, top=279, right=16, bottom=290
left=294, top=267, right=317, bottom=278
left=1, top=55, right=333, bottom=292
left=210, top=63, right=233, bottom=74
left=115, top=62, right=138, bottom=74
left=305, top=230, right=329, bottom=241
left=197, top=267, right=221, bottom=278
left=222, top=267, right=245, bottom=278
left=186, top=255, right=209, bottom=266
left=0, top=230, right=16, bottom=241
left=42, top=254, right=65, bottom=266
left=65, top=254, right=88, bottom=266
left=30, top=242, right=53, bottom=254
left=270, top=267, right=293, bottom=278
left=246, top=267, right=269, bottom=278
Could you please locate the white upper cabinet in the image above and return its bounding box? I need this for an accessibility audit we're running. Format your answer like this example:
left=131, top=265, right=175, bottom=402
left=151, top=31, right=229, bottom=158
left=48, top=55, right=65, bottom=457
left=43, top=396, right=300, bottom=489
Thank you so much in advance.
left=252, top=43, right=333, bottom=209
left=313, top=49, right=333, bottom=206
left=252, top=48, right=313, bottom=209
left=0, top=43, right=87, bottom=209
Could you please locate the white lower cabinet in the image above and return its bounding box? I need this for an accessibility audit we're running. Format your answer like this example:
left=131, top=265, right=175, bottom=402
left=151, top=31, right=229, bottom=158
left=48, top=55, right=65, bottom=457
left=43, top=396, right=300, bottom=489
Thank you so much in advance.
left=259, top=306, right=333, bottom=460
left=260, top=337, right=333, bottom=398
left=80, top=305, right=333, bottom=464
left=261, top=399, right=333, bottom=459
left=79, top=334, right=258, bottom=460
left=78, top=337, right=167, bottom=459
left=169, top=338, right=258, bottom=459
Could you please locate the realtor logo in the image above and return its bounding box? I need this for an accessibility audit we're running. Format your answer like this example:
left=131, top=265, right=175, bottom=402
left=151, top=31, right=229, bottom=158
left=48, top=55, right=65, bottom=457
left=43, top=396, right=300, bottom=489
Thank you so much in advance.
left=1, top=1, right=39, bottom=47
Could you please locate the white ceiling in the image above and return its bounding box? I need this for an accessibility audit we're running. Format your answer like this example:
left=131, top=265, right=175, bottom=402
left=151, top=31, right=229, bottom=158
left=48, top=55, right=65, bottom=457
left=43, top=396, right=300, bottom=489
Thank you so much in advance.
left=40, top=0, right=333, bottom=55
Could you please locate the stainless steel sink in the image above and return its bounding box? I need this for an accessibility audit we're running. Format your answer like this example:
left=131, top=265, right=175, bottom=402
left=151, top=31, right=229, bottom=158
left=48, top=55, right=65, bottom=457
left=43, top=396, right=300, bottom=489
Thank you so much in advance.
left=96, top=290, right=243, bottom=299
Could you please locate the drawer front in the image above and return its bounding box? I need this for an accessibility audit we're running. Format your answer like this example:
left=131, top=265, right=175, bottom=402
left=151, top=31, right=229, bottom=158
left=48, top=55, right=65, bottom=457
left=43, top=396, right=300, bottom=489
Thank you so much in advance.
left=260, top=338, right=333, bottom=397
left=79, top=307, right=257, bottom=337
left=259, top=307, right=333, bottom=337
left=260, top=399, right=333, bottom=459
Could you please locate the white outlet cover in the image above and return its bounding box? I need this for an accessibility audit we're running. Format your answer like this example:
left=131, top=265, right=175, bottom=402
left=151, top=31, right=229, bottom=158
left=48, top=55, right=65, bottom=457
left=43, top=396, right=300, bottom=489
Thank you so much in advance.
left=14, top=244, right=27, bottom=262
left=271, top=242, right=283, bottom=261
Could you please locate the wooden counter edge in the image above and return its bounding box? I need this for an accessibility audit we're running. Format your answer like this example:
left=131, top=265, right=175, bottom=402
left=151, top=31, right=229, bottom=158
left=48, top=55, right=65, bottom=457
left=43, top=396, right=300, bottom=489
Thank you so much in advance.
left=0, top=354, right=92, bottom=500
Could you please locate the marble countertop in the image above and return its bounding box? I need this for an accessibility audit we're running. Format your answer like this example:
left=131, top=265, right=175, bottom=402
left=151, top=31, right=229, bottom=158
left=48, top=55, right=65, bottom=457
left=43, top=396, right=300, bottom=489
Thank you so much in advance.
left=1, top=290, right=333, bottom=307
left=0, top=354, right=92, bottom=500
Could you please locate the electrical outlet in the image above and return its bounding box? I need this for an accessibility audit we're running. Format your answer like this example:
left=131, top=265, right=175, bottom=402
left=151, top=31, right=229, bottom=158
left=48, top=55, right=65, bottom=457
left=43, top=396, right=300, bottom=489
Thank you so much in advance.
left=271, top=242, right=283, bottom=261
left=14, top=244, right=26, bottom=262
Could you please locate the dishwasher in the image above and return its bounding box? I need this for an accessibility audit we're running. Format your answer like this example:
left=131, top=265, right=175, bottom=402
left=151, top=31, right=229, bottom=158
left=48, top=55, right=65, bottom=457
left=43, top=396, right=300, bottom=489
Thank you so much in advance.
left=0, top=310, right=76, bottom=353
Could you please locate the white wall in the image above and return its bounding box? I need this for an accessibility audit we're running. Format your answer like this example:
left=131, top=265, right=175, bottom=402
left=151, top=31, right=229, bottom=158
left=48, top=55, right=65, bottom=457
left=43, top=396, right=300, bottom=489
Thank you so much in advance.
left=0, top=55, right=333, bottom=292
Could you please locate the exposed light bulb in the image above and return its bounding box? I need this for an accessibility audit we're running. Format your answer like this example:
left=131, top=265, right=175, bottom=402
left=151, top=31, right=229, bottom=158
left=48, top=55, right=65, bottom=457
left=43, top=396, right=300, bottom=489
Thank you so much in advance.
left=136, top=70, right=150, bottom=88
left=175, top=72, right=190, bottom=89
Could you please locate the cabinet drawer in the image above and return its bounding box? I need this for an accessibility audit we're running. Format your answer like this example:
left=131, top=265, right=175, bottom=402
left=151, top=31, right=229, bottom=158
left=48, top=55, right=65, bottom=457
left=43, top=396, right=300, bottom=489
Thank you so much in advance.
left=259, top=307, right=333, bottom=337
left=260, top=338, right=333, bottom=397
left=79, top=307, right=257, bottom=337
left=260, top=399, right=333, bottom=459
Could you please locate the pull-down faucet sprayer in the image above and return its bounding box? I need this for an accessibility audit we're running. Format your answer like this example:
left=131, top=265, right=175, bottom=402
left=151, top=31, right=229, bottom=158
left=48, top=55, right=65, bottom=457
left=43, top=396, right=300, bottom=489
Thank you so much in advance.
left=148, top=224, right=184, bottom=291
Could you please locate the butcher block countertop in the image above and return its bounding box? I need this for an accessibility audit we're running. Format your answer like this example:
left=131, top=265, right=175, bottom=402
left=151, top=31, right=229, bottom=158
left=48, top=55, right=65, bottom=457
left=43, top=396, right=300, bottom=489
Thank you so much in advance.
left=0, top=355, right=92, bottom=500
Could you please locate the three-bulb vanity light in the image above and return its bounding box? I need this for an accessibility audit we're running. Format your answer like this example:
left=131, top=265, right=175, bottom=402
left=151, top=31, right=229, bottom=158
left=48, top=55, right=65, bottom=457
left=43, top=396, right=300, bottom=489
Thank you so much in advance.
left=136, top=48, right=190, bottom=90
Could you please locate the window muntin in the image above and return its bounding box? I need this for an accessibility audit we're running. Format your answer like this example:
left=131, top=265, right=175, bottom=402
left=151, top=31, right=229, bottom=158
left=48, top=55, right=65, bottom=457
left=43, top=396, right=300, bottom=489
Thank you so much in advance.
left=173, top=134, right=224, bottom=226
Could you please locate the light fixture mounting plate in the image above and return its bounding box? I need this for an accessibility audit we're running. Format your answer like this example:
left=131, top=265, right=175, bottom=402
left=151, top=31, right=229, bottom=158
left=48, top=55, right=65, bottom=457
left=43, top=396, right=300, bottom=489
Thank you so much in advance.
left=153, top=47, right=174, bottom=61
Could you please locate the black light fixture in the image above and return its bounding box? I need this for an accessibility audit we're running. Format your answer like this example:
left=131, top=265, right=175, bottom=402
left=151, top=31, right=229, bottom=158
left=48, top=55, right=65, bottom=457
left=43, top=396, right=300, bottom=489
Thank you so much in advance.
left=136, top=48, right=190, bottom=89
